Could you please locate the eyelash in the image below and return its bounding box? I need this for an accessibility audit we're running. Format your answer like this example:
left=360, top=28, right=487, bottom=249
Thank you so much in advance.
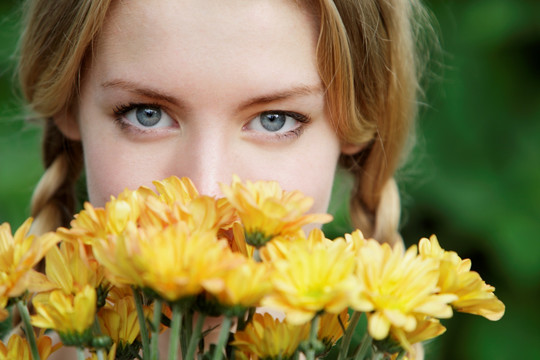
left=111, top=103, right=311, bottom=139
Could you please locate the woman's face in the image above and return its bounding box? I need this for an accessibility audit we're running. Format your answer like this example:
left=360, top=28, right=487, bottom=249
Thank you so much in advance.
left=63, top=0, right=348, bottom=214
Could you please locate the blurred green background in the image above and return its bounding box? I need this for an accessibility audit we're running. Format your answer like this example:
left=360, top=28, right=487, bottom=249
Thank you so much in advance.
left=1, top=0, right=539, bottom=358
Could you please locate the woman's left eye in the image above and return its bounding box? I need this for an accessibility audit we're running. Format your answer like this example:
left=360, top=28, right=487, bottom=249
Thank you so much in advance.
left=246, top=111, right=308, bottom=135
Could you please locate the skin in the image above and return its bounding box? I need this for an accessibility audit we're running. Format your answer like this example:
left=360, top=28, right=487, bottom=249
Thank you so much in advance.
left=57, top=0, right=359, bottom=215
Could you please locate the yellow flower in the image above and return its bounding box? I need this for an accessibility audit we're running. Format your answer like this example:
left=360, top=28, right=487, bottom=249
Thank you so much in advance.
left=31, top=285, right=97, bottom=341
left=94, top=221, right=235, bottom=301
left=203, top=257, right=272, bottom=311
left=228, top=222, right=256, bottom=258
left=0, top=219, right=59, bottom=320
left=0, top=333, right=56, bottom=360
left=220, top=175, right=332, bottom=247
left=135, top=225, right=236, bottom=301
left=419, top=235, right=505, bottom=320
left=98, top=293, right=145, bottom=346
left=153, top=176, right=200, bottom=205
left=353, top=240, right=456, bottom=342
left=153, top=176, right=238, bottom=232
left=232, top=312, right=309, bottom=360
left=341, top=229, right=368, bottom=255
left=390, top=316, right=446, bottom=353
left=85, top=343, right=117, bottom=360
left=168, top=195, right=235, bottom=235
left=44, top=241, right=106, bottom=295
left=260, top=228, right=330, bottom=263
left=317, top=309, right=349, bottom=350
left=262, top=237, right=358, bottom=324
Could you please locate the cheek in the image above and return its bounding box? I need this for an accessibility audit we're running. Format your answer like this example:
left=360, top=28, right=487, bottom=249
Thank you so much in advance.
left=81, top=135, right=172, bottom=207
left=283, top=147, right=340, bottom=214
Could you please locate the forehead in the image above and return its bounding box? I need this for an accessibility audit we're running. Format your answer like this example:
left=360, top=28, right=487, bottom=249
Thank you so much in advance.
left=90, top=0, right=320, bottom=95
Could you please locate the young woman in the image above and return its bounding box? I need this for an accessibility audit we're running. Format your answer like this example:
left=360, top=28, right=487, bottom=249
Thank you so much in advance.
left=19, top=0, right=431, bottom=357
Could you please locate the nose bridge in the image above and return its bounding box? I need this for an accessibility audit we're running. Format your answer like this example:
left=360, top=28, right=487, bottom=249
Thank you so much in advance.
left=181, top=123, right=231, bottom=196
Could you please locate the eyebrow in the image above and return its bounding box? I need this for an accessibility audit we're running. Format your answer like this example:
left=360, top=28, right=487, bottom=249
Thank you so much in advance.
left=101, top=79, right=184, bottom=108
left=236, top=84, right=324, bottom=111
left=101, top=79, right=323, bottom=111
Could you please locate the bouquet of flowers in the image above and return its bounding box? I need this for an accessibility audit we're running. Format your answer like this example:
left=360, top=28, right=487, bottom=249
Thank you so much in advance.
left=0, top=176, right=505, bottom=360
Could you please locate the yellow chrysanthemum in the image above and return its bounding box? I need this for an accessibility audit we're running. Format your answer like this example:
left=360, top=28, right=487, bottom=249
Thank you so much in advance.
left=232, top=313, right=309, bottom=360
left=389, top=316, right=446, bottom=354
left=317, top=309, right=350, bottom=350
left=0, top=334, right=56, bottom=360
left=220, top=175, right=332, bottom=247
left=203, top=257, right=272, bottom=311
left=98, top=294, right=144, bottom=346
left=419, top=235, right=505, bottom=320
left=153, top=176, right=200, bottom=205
left=353, top=240, right=456, bottom=342
left=0, top=219, right=59, bottom=320
left=31, top=285, right=97, bottom=340
left=262, top=237, right=359, bottom=324
left=167, top=195, right=235, bottom=235
left=43, top=241, right=107, bottom=296
left=228, top=222, right=255, bottom=258
left=260, top=228, right=330, bottom=263
left=94, top=221, right=235, bottom=301
left=85, top=343, right=117, bottom=360
left=151, top=176, right=238, bottom=233
left=341, top=229, right=368, bottom=255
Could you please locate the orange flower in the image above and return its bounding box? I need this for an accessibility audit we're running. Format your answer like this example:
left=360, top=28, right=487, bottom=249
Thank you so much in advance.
left=43, top=241, right=106, bottom=295
left=220, top=175, right=332, bottom=247
left=0, top=333, right=57, bottom=360
left=318, top=309, right=350, bottom=350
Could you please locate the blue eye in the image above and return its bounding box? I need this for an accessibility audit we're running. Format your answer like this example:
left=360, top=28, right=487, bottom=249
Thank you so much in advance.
left=114, top=104, right=175, bottom=129
left=247, top=111, right=308, bottom=134
left=136, top=107, right=162, bottom=127
left=260, top=113, right=287, bottom=132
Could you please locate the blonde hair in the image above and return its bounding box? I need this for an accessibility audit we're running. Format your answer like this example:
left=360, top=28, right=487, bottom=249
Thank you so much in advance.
left=19, top=0, right=430, bottom=245
left=314, top=0, right=429, bottom=245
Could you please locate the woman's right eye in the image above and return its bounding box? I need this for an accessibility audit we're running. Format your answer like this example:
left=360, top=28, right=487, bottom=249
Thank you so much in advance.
left=113, top=104, right=176, bottom=130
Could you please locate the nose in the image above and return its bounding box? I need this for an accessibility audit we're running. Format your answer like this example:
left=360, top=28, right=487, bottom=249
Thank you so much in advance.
left=172, top=126, right=234, bottom=197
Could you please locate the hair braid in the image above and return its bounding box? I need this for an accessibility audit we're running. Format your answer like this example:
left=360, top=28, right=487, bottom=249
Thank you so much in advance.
left=30, top=121, right=82, bottom=235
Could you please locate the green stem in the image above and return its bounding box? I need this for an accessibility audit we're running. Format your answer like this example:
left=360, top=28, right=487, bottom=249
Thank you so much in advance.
left=97, top=349, right=106, bottom=360
left=305, top=315, right=320, bottom=360
left=76, top=347, right=85, bottom=360
left=168, top=303, right=184, bottom=360
left=337, top=311, right=362, bottom=360
left=211, top=316, right=232, bottom=360
left=253, top=249, right=262, bottom=262
left=151, top=298, right=163, bottom=360
left=132, top=287, right=150, bottom=360
left=185, top=313, right=206, bottom=360
left=17, top=300, right=40, bottom=360
left=353, top=331, right=372, bottom=360
left=181, top=310, right=193, bottom=359
left=245, top=307, right=255, bottom=327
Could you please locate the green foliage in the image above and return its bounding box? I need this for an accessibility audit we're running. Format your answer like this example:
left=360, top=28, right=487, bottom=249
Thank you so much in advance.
left=1, top=0, right=538, bottom=358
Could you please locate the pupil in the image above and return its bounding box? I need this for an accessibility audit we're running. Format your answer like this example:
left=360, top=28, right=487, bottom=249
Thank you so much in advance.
left=136, top=107, right=161, bottom=127
left=261, top=113, right=286, bottom=132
